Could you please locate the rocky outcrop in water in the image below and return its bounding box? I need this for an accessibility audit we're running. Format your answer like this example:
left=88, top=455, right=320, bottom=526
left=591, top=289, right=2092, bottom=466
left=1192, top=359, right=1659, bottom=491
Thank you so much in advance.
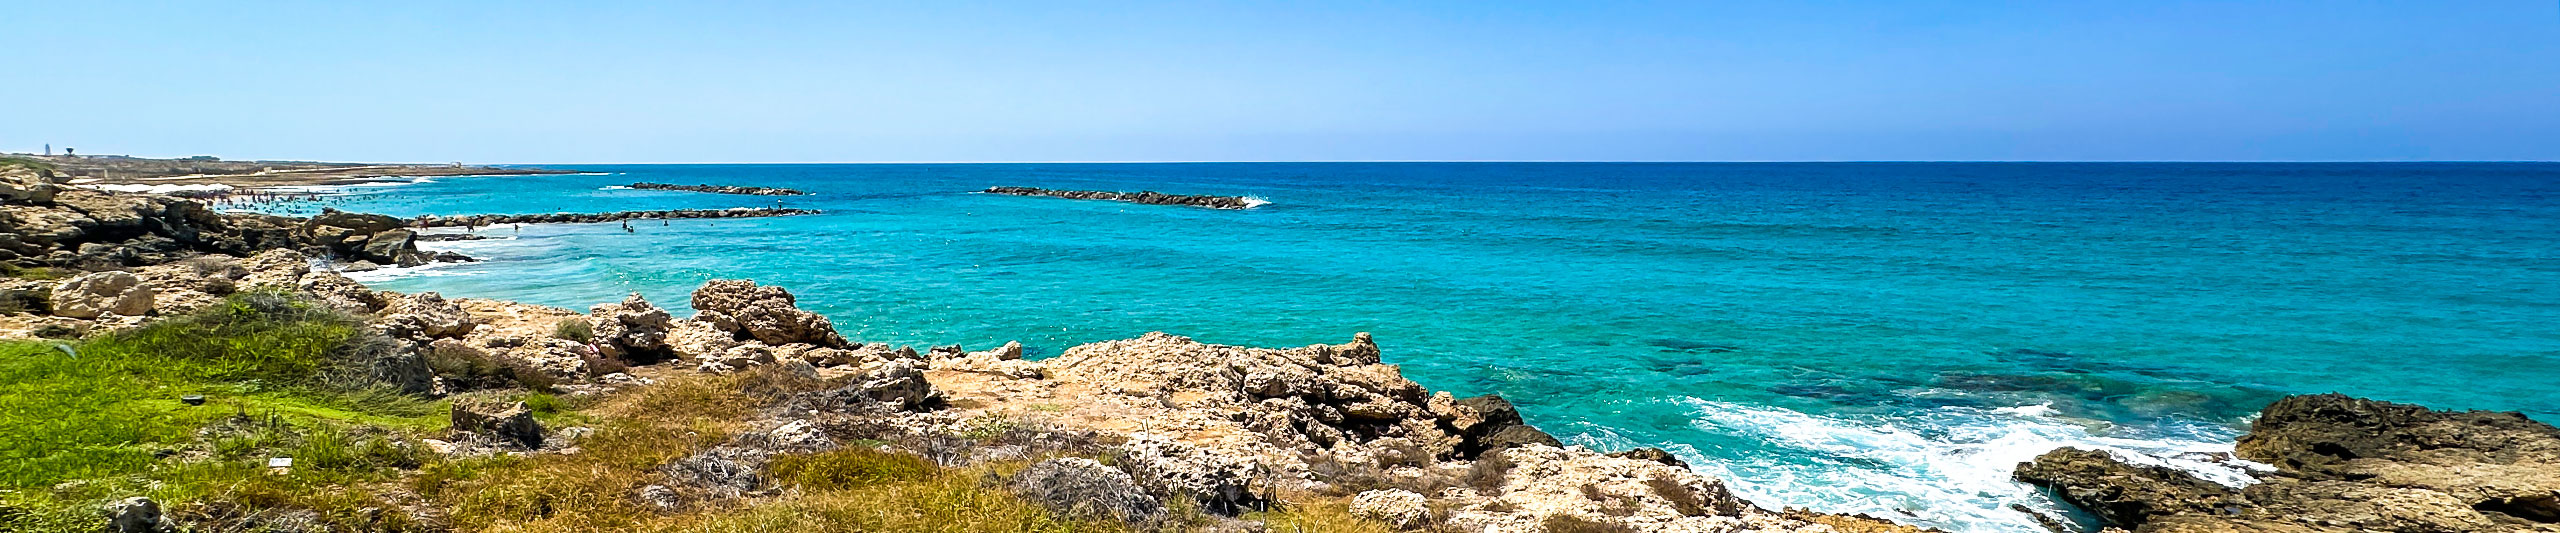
left=408, top=208, right=820, bottom=227
left=629, top=182, right=809, bottom=196
left=2017, top=394, right=2560, bottom=532
left=982, top=186, right=1263, bottom=209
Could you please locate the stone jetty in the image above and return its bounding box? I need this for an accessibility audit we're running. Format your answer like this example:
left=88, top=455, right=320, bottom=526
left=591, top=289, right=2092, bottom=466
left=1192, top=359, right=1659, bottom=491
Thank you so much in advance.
left=629, top=182, right=809, bottom=196
left=983, top=186, right=1265, bottom=209
left=408, top=207, right=821, bottom=227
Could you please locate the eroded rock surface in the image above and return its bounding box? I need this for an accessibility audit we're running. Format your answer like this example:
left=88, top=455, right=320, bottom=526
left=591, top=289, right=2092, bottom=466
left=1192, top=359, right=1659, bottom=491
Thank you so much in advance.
left=689, top=279, right=852, bottom=348
left=2018, top=394, right=2560, bottom=532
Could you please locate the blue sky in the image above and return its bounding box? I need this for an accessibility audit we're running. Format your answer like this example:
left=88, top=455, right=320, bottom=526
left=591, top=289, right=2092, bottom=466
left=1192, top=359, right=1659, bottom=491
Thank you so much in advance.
left=4, top=1, right=2554, bottom=162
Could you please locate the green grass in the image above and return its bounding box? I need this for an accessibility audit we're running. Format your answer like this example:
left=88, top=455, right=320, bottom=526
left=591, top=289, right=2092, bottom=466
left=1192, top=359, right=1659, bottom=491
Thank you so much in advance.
left=0, top=291, right=448, bottom=531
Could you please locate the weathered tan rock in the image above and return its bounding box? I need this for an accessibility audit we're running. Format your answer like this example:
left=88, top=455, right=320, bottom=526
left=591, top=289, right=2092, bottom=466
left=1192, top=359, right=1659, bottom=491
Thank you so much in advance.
left=375, top=291, right=478, bottom=340
left=2020, top=394, right=2560, bottom=533
left=1351, top=489, right=1432, bottom=528
left=49, top=271, right=152, bottom=318
left=588, top=292, right=675, bottom=361
left=688, top=279, right=851, bottom=348
left=451, top=398, right=543, bottom=447
left=930, top=341, right=1047, bottom=379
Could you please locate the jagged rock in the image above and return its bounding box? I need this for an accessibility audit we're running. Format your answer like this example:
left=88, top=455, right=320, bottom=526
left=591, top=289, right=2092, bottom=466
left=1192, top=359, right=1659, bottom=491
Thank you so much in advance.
left=450, top=399, right=543, bottom=447
left=665, top=318, right=740, bottom=359
left=1044, top=332, right=1480, bottom=461
left=49, top=271, right=152, bottom=318
left=1456, top=394, right=1559, bottom=458
left=1010, top=458, right=1163, bottom=523
left=1608, top=447, right=1692, bottom=469
left=1, top=165, right=64, bottom=205
left=930, top=340, right=1047, bottom=379
left=845, top=359, right=937, bottom=410
left=102, top=496, right=165, bottom=533
left=500, top=338, right=594, bottom=383
left=2019, top=394, right=2560, bottom=533
left=1351, top=489, right=1432, bottom=529
left=688, top=279, right=851, bottom=348
left=1117, top=434, right=1264, bottom=513
left=375, top=291, right=477, bottom=340
left=2014, top=448, right=2244, bottom=529
left=769, top=420, right=835, bottom=452
left=357, top=228, right=415, bottom=262
left=1444, top=445, right=1760, bottom=532
left=588, top=293, right=675, bottom=362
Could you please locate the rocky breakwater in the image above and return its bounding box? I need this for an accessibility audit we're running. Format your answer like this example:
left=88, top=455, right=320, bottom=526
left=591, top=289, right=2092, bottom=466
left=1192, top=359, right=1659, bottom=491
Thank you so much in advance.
left=2017, top=394, right=2560, bottom=533
left=629, top=182, right=809, bottom=196
left=408, top=207, right=820, bottom=227
left=982, top=186, right=1265, bottom=209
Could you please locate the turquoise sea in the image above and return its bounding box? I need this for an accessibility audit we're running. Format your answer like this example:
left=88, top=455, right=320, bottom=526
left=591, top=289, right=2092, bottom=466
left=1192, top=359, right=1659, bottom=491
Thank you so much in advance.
left=261, top=163, right=2560, bottom=532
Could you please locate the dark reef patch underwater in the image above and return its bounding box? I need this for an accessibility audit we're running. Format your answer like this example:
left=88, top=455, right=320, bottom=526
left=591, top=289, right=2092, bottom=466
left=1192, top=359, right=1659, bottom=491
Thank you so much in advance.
left=273, top=162, right=2560, bottom=532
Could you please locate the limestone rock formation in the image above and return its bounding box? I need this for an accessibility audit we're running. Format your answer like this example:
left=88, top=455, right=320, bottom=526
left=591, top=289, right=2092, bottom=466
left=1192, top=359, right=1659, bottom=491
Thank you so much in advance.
left=1351, top=489, right=1432, bottom=528
left=451, top=398, right=545, bottom=448
left=589, top=292, right=676, bottom=362
left=374, top=291, right=478, bottom=340
left=689, top=279, right=852, bottom=348
left=49, top=271, right=153, bottom=318
left=2018, top=394, right=2560, bottom=532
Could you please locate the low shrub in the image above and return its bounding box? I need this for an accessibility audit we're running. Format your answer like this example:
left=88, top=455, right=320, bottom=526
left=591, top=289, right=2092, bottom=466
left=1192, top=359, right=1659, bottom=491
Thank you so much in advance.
left=552, top=317, right=593, bottom=342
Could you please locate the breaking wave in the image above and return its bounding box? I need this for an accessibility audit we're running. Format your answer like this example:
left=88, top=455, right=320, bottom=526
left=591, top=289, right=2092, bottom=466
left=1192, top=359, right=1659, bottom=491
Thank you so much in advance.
left=1581, top=398, right=2267, bottom=533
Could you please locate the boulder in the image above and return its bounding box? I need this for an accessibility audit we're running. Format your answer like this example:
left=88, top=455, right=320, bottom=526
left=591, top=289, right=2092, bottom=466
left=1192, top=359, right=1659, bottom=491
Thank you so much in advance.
left=49, top=271, right=153, bottom=318
left=1350, top=489, right=1432, bottom=529
left=1456, top=394, right=1560, bottom=457
left=688, top=279, right=851, bottom=348
left=357, top=229, right=416, bottom=262
left=102, top=496, right=165, bottom=533
left=375, top=291, right=477, bottom=340
left=589, top=292, right=676, bottom=362
left=844, top=359, right=937, bottom=410
left=1009, top=458, right=1163, bottom=523
left=451, top=399, right=544, bottom=447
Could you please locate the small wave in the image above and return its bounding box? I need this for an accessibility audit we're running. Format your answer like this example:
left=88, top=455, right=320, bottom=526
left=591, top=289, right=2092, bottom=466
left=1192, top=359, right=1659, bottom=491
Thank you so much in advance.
left=339, top=260, right=477, bottom=283
left=1638, top=398, right=2262, bottom=533
left=599, top=185, right=633, bottom=190
left=1241, top=197, right=1273, bottom=208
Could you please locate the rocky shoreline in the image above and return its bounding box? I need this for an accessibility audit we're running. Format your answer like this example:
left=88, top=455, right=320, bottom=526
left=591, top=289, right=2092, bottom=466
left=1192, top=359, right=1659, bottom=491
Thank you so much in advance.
left=8, top=160, right=2554, bottom=533
left=2016, top=394, right=2560, bottom=532
left=983, top=186, right=1266, bottom=209
left=629, top=182, right=810, bottom=196
left=408, top=207, right=821, bottom=227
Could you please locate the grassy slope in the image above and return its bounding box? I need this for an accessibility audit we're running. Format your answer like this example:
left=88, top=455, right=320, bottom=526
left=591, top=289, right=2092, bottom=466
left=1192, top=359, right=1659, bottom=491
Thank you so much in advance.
left=0, top=292, right=1387, bottom=533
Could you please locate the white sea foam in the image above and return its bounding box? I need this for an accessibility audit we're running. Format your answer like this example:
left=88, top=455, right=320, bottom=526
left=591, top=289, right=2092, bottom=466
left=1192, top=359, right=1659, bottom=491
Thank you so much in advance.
left=79, top=183, right=236, bottom=195
left=1584, top=398, right=2264, bottom=533
left=599, top=185, right=633, bottom=190
left=338, top=260, right=476, bottom=283
left=1240, top=196, right=1273, bottom=208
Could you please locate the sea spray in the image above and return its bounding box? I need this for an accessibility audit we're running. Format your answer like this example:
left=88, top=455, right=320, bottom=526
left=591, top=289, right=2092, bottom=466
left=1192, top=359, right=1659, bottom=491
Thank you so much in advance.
left=1627, top=398, right=2262, bottom=533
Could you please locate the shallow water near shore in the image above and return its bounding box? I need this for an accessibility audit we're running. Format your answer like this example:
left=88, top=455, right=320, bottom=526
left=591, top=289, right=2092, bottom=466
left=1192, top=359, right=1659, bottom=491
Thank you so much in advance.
left=273, top=162, right=2560, bottom=532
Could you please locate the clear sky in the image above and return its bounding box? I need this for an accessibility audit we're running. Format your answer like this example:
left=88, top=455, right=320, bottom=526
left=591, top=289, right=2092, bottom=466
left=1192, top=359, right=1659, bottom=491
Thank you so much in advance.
left=5, top=1, right=2555, bottom=163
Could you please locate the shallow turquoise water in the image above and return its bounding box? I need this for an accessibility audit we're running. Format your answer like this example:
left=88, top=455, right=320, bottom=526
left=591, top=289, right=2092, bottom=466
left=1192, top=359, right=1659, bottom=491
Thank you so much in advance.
left=268, top=163, right=2560, bottom=531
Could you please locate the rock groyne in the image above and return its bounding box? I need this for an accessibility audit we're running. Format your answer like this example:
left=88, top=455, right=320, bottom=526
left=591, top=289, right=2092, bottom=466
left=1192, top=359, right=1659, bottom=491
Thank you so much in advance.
left=408, top=207, right=820, bottom=227
left=629, top=182, right=809, bottom=196
left=983, top=186, right=1265, bottom=209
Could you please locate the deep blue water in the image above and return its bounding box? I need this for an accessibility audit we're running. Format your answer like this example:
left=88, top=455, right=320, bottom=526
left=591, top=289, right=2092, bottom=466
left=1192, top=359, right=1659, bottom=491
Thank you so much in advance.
left=258, top=162, right=2560, bottom=532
